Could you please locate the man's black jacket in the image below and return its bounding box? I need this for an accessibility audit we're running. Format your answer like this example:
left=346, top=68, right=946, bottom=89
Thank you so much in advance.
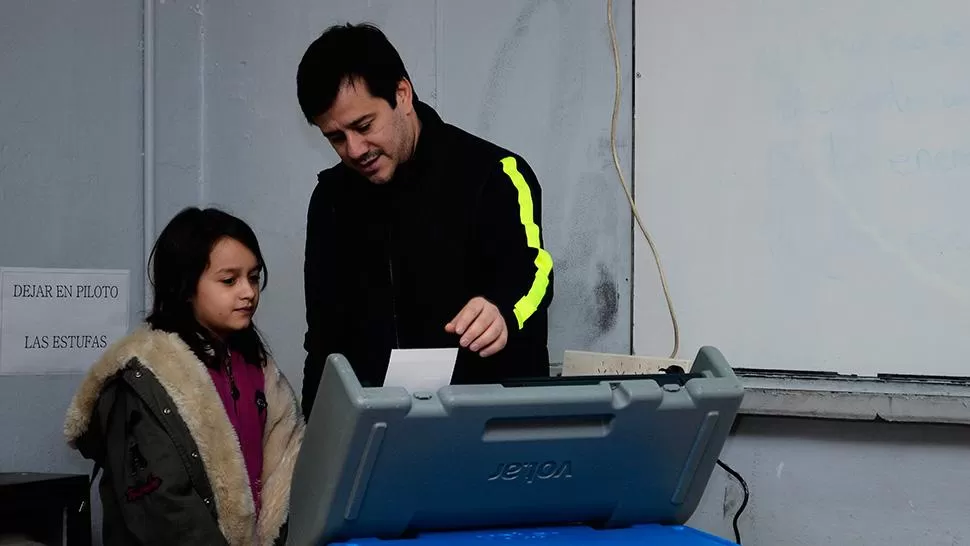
left=302, top=101, right=554, bottom=418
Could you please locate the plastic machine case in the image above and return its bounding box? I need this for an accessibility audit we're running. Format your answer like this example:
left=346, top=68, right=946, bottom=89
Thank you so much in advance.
left=287, top=346, right=744, bottom=546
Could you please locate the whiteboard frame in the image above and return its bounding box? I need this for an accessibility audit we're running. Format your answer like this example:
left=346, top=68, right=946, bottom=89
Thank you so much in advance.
left=629, top=0, right=970, bottom=423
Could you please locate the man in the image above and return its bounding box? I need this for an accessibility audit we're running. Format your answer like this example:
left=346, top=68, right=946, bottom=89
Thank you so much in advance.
left=297, top=23, right=554, bottom=419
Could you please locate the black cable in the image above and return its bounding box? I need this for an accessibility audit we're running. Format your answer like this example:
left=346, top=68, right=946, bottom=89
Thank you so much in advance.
left=717, top=458, right=749, bottom=544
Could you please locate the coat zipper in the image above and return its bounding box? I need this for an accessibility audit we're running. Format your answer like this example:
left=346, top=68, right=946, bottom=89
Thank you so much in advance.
left=387, top=226, right=401, bottom=349
left=225, top=354, right=239, bottom=415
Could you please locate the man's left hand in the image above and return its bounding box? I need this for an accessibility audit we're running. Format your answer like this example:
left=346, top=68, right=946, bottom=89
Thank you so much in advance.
left=445, top=297, right=508, bottom=357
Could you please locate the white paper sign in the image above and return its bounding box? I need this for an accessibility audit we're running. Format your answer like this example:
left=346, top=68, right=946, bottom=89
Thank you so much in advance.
left=0, top=267, right=129, bottom=375
left=382, top=348, right=458, bottom=393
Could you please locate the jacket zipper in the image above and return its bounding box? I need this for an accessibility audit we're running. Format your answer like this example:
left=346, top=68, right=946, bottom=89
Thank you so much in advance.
left=225, top=355, right=239, bottom=415
left=387, top=226, right=401, bottom=349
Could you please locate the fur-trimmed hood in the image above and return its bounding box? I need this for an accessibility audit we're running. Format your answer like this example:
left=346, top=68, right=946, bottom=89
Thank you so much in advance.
left=64, top=327, right=305, bottom=545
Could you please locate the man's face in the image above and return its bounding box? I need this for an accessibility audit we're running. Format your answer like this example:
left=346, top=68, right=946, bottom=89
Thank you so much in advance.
left=314, top=78, right=415, bottom=184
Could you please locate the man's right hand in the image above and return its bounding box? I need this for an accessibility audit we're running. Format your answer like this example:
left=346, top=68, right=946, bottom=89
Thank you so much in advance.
left=445, top=296, right=508, bottom=357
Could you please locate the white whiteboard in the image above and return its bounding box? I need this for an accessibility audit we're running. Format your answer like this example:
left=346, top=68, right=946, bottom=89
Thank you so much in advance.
left=632, top=0, right=970, bottom=377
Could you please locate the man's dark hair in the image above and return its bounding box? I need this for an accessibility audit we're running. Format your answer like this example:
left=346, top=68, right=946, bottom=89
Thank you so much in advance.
left=297, top=23, right=415, bottom=124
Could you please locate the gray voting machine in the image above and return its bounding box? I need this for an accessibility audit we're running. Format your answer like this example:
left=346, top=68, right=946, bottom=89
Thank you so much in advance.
left=287, top=346, right=744, bottom=546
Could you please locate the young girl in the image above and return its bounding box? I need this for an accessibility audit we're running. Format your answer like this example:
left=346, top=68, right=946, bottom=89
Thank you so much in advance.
left=64, top=207, right=305, bottom=545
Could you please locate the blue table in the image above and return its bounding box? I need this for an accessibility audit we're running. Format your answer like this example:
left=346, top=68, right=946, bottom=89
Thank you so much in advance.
left=330, top=524, right=736, bottom=545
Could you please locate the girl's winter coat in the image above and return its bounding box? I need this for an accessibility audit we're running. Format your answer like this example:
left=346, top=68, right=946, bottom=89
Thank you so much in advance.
left=64, top=328, right=305, bottom=545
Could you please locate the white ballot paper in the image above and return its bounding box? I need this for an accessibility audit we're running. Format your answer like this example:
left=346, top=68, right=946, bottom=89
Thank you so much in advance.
left=383, top=348, right=458, bottom=392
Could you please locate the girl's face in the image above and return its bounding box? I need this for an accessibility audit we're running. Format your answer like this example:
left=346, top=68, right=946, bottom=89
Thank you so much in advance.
left=193, top=236, right=261, bottom=339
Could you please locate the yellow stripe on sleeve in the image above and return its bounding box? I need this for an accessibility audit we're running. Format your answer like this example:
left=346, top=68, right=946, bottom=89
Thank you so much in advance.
left=500, top=156, right=553, bottom=329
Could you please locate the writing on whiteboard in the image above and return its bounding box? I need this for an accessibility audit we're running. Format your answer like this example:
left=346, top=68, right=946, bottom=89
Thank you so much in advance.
left=889, top=148, right=970, bottom=176
left=819, top=29, right=967, bottom=60
left=762, top=27, right=970, bottom=122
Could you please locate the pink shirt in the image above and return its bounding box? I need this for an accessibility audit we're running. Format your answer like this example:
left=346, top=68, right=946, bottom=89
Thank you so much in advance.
left=207, top=350, right=267, bottom=514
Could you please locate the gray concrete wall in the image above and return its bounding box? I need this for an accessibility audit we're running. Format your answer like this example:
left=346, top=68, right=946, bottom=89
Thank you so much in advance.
left=0, top=0, right=143, bottom=476
left=689, top=416, right=970, bottom=545
left=0, top=2, right=144, bottom=541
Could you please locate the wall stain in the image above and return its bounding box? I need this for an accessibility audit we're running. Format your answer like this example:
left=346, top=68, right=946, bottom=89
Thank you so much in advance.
left=594, top=263, right=618, bottom=333
left=477, top=0, right=551, bottom=136
left=722, top=483, right=738, bottom=519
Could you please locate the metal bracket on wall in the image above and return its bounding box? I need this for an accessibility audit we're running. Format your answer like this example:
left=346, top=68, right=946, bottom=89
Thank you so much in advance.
left=549, top=362, right=970, bottom=425
left=737, top=369, right=970, bottom=426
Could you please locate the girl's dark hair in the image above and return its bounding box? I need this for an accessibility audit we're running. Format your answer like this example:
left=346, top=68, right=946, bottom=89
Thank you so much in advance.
left=146, top=207, right=269, bottom=368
